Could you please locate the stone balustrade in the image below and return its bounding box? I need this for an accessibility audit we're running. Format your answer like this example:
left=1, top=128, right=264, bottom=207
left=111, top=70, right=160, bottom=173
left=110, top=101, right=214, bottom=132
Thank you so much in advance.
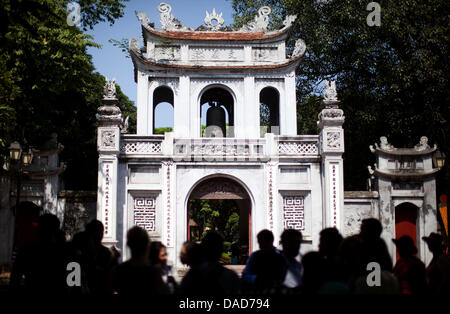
left=119, top=133, right=320, bottom=159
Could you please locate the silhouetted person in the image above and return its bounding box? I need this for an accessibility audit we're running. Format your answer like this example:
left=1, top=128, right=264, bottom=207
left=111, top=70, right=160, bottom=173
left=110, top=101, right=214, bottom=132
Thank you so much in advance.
left=149, top=241, right=178, bottom=293
left=111, top=226, right=164, bottom=295
left=180, top=232, right=240, bottom=295
left=393, top=235, right=427, bottom=294
left=280, top=229, right=302, bottom=291
left=10, top=213, right=68, bottom=295
left=242, top=229, right=286, bottom=294
left=84, top=219, right=117, bottom=294
left=422, top=232, right=450, bottom=294
left=301, top=251, right=327, bottom=294
left=179, top=241, right=194, bottom=266
left=359, top=218, right=393, bottom=272
left=319, top=227, right=343, bottom=282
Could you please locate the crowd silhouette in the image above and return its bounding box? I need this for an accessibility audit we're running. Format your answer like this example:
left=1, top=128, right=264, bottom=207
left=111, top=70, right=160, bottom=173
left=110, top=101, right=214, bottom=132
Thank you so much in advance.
left=8, top=210, right=450, bottom=295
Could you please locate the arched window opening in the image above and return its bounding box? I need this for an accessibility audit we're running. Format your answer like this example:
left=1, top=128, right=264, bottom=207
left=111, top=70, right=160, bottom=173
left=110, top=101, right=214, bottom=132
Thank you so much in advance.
left=153, top=86, right=174, bottom=134
left=200, top=87, right=234, bottom=137
left=260, top=87, right=280, bottom=137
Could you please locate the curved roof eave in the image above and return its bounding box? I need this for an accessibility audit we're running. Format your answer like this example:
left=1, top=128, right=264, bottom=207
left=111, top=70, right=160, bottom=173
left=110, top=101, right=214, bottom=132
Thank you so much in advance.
left=130, top=48, right=301, bottom=81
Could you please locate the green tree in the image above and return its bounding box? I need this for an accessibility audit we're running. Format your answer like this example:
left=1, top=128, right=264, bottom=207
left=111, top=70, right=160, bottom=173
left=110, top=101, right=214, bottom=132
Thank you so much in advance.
left=189, top=199, right=240, bottom=243
left=232, top=0, right=450, bottom=190
left=0, top=0, right=133, bottom=189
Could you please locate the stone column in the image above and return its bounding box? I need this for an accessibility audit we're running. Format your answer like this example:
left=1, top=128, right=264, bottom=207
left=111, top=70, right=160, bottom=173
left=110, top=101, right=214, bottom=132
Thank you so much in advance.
left=136, top=70, right=149, bottom=135
left=96, top=78, right=122, bottom=247
left=317, top=81, right=345, bottom=230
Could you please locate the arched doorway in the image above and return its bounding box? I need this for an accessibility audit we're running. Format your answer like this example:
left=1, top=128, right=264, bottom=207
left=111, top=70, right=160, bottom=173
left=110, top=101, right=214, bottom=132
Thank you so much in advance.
left=187, top=177, right=251, bottom=264
left=395, top=202, right=419, bottom=260
left=200, top=86, right=234, bottom=137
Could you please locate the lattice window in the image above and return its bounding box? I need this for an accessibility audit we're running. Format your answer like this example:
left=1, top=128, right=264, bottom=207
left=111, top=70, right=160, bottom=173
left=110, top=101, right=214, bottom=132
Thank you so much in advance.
left=278, top=142, right=318, bottom=155
left=283, top=196, right=305, bottom=230
left=134, top=197, right=156, bottom=232
left=121, top=142, right=162, bottom=154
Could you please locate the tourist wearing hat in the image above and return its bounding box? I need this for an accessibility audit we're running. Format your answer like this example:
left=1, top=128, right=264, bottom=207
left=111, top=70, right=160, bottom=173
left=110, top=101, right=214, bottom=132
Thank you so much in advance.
left=422, top=232, right=450, bottom=294
left=392, top=235, right=427, bottom=294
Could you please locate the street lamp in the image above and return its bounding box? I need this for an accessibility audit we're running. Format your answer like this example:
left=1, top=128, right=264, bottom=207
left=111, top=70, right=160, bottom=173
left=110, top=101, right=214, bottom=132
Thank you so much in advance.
left=9, top=141, right=22, bottom=162
left=8, top=142, right=33, bottom=214
left=433, top=149, right=446, bottom=169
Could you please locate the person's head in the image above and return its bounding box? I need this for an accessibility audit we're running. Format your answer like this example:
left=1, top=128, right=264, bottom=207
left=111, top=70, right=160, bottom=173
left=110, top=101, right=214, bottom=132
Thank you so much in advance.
left=422, top=232, right=445, bottom=254
left=319, top=227, right=343, bottom=257
left=201, top=232, right=224, bottom=262
left=126, top=226, right=149, bottom=259
left=37, top=213, right=60, bottom=243
left=257, top=229, right=274, bottom=250
left=280, top=229, right=302, bottom=259
left=392, top=235, right=417, bottom=257
left=86, top=219, right=104, bottom=244
left=180, top=241, right=193, bottom=265
left=360, top=218, right=383, bottom=240
left=149, top=241, right=167, bottom=266
left=188, top=242, right=206, bottom=267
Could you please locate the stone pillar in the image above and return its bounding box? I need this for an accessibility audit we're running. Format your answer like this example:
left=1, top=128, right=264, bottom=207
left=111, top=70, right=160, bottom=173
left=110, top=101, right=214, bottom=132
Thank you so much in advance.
left=137, top=70, right=149, bottom=135
left=175, top=76, right=190, bottom=137
left=284, top=71, right=297, bottom=136
left=317, top=81, right=345, bottom=230
left=244, top=76, right=257, bottom=138
left=96, top=78, right=122, bottom=247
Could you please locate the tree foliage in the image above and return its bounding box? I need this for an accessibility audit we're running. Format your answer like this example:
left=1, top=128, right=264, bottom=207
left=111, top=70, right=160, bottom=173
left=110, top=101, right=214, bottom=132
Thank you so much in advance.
left=0, top=0, right=134, bottom=189
left=232, top=0, right=450, bottom=190
left=189, top=199, right=240, bottom=244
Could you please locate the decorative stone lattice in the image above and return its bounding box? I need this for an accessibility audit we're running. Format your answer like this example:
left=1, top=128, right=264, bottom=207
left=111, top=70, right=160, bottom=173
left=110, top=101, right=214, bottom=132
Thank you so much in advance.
left=283, top=196, right=305, bottom=230
left=278, top=142, right=319, bottom=155
left=134, top=197, right=156, bottom=232
left=120, top=141, right=162, bottom=154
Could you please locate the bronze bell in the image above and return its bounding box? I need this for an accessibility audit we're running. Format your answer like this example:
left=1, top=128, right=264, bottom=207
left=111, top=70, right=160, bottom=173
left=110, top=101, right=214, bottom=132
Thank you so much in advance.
left=206, top=103, right=226, bottom=137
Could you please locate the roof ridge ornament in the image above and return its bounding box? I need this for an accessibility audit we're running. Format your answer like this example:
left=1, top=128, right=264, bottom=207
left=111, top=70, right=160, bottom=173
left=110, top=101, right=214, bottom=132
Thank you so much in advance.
left=414, top=136, right=431, bottom=151
left=240, top=6, right=271, bottom=32
left=158, top=2, right=189, bottom=31
left=204, top=8, right=224, bottom=31
left=292, top=38, right=306, bottom=58
left=136, top=11, right=150, bottom=25
left=283, top=14, right=297, bottom=28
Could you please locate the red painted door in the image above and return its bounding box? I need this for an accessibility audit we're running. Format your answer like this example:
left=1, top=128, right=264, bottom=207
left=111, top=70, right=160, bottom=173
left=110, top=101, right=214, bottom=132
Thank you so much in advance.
left=395, top=203, right=418, bottom=260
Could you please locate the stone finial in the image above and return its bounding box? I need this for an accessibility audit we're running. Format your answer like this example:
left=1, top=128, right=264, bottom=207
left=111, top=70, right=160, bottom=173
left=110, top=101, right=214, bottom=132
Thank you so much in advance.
left=414, top=136, right=430, bottom=151
left=292, top=38, right=306, bottom=58
left=204, top=8, right=224, bottom=31
left=158, top=2, right=188, bottom=31
left=240, top=6, right=271, bottom=32
left=97, top=77, right=121, bottom=124
left=104, top=77, right=116, bottom=100
left=323, top=80, right=338, bottom=102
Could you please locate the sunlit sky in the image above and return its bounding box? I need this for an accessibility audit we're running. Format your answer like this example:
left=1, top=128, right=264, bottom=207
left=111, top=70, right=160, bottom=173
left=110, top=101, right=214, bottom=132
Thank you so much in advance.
left=86, top=0, right=235, bottom=128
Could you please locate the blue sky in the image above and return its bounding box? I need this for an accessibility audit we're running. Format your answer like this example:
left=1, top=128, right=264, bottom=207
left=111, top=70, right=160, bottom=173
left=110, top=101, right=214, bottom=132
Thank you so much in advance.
left=86, top=0, right=236, bottom=128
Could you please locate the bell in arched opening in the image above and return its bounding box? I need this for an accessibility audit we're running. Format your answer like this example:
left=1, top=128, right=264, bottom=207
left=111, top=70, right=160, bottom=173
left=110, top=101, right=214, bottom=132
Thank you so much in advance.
left=205, top=103, right=226, bottom=137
